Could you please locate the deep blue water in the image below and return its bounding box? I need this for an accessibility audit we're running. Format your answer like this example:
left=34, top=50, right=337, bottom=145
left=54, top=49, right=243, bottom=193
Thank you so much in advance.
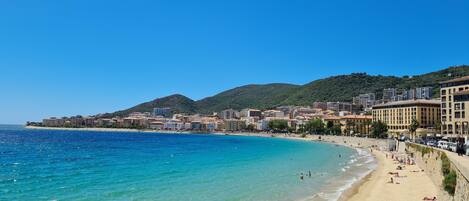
left=0, top=125, right=360, bottom=201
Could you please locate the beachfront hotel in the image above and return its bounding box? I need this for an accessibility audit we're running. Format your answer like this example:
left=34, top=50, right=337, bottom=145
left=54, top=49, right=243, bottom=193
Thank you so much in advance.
left=372, top=99, right=441, bottom=139
left=440, top=76, right=469, bottom=137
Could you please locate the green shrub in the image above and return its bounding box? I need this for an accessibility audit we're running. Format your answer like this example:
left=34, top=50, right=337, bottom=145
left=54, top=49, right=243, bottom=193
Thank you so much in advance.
left=441, top=153, right=451, bottom=176
left=443, top=171, right=457, bottom=196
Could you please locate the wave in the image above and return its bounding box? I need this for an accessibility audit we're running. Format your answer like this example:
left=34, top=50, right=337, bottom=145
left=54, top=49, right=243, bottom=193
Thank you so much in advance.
left=307, top=147, right=377, bottom=201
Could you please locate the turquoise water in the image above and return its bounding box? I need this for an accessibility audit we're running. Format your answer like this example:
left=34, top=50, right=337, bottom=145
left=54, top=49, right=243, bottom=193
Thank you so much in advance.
left=0, top=125, right=368, bottom=201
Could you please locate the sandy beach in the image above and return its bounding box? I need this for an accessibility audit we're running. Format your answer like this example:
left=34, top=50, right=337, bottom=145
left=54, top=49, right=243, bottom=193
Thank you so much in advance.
left=25, top=126, right=439, bottom=201
left=343, top=150, right=438, bottom=201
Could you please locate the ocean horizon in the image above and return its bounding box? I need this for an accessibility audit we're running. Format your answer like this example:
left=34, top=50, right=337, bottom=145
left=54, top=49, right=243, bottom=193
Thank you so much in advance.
left=0, top=125, right=375, bottom=201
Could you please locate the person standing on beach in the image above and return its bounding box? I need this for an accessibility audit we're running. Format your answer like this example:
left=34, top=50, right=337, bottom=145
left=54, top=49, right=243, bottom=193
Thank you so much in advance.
left=308, top=171, right=311, bottom=177
left=300, top=173, right=304, bottom=180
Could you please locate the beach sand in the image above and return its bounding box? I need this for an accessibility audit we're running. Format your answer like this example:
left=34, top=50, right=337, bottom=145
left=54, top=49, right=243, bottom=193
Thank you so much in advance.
left=343, top=150, right=438, bottom=201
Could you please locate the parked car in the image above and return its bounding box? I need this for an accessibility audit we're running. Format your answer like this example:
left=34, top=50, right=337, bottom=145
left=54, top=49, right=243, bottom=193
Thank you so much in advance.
left=415, top=139, right=425, bottom=145
left=438, top=141, right=449, bottom=150
left=448, top=142, right=457, bottom=152
left=426, top=141, right=437, bottom=147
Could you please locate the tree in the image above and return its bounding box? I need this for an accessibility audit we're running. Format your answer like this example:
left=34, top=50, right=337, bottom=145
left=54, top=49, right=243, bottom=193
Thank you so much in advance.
left=371, top=120, right=388, bottom=138
left=409, top=118, right=420, bottom=141
left=246, top=124, right=256, bottom=131
left=268, top=120, right=289, bottom=132
left=306, top=119, right=325, bottom=134
left=325, top=121, right=334, bottom=135
left=331, top=124, right=342, bottom=135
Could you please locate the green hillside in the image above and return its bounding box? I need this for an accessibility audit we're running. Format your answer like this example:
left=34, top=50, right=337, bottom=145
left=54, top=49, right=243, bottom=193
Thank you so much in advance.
left=196, top=83, right=300, bottom=113
left=101, top=94, right=198, bottom=118
left=104, top=65, right=469, bottom=117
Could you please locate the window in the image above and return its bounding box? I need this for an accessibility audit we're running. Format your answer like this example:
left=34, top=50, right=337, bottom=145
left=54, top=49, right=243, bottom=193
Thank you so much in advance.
left=456, top=112, right=461, bottom=118
left=442, top=90, right=447, bottom=95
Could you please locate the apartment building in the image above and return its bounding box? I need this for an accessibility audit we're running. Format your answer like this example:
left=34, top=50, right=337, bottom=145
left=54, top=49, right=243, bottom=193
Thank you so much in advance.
left=440, top=76, right=469, bottom=136
left=372, top=99, right=440, bottom=138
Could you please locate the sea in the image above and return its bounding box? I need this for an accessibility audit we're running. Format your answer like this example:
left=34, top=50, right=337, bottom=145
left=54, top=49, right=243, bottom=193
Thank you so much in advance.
left=0, top=125, right=376, bottom=201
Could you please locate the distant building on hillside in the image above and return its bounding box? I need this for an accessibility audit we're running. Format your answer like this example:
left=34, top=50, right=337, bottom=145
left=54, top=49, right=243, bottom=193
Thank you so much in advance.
left=353, top=93, right=376, bottom=110
left=312, top=102, right=327, bottom=110
left=382, top=88, right=396, bottom=102
left=218, top=109, right=239, bottom=120
left=153, top=107, right=171, bottom=117
left=240, top=109, right=262, bottom=118
left=402, top=89, right=416, bottom=100
left=416, top=87, right=433, bottom=99
left=327, top=102, right=352, bottom=113
left=263, top=110, right=285, bottom=118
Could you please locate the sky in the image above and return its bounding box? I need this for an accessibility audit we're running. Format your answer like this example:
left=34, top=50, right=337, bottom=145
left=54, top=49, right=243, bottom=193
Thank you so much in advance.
left=0, top=0, right=468, bottom=124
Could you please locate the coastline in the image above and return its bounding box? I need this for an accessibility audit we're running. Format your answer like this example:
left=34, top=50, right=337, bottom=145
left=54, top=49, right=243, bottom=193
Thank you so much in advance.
left=25, top=126, right=383, bottom=201
left=25, top=126, right=442, bottom=201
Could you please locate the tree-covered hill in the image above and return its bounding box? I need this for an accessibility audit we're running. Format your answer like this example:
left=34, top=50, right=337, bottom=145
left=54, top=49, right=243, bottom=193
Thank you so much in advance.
left=100, top=94, right=198, bottom=118
left=103, top=65, right=469, bottom=117
left=195, top=83, right=300, bottom=113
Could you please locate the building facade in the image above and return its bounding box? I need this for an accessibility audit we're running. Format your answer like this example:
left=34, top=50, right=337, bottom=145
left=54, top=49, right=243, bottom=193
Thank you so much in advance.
left=383, top=88, right=397, bottom=102
left=372, top=99, right=440, bottom=139
left=218, top=109, right=239, bottom=120
left=440, top=76, right=469, bottom=137
left=153, top=107, right=171, bottom=117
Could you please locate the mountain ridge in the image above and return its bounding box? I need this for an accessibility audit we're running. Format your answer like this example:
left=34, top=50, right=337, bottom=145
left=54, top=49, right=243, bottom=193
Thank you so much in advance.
left=101, top=65, right=469, bottom=117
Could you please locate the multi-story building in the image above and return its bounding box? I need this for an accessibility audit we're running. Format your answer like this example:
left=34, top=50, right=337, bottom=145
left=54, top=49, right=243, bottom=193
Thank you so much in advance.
left=327, top=102, right=353, bottom=113
left=383, top=88, right=397, bottom=102
left=312, top=102, right=327, bottom=110
left=263, top=110, right=285, bottom=118
left=416, top=87, right=433, bottom=100
left=402, top=89, right=416, bottom=100
left=372, top=99, right=440, bottom=139
left=153, top=107, right=171, bottom=118
left=224, top=119, right=246, bottom=131
left=240, top=109, right=262, bottom=118
left=353, top=93, right=376, bottom=111
left=440, top=76, right=469, bottom=137
left=218, top=109, right=239, bottom=120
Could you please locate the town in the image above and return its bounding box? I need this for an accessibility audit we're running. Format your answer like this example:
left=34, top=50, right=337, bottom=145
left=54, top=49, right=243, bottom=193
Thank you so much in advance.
left=30, top=76, right=467, bottom=147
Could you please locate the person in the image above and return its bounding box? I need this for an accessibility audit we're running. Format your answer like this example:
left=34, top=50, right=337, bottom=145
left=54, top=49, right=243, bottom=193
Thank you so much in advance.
left=422, top=196, right=436, bottom=201
left=308, top=171, right=311, bottom=177
left=300, top=173, right=304, bottom=180
left=388, top=177, right=394, bottom=184
left=339, top=154, right=341, bottom=158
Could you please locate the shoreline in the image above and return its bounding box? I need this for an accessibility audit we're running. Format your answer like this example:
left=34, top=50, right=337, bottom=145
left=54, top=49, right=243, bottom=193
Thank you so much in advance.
left=25, top=126, right=440, bottom=201
left=25, top=126, right=382, bottom=201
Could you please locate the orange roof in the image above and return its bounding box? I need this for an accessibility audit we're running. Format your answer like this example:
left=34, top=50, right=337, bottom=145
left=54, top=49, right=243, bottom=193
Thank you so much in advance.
left=341, top=115, right=372, bottom=120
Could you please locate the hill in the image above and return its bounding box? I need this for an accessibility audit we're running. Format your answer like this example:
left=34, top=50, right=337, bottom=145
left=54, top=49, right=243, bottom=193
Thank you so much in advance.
left=101, top=94, right=198, bottom=118
left=195, top=83, right=300, bottom=113
left=103, top=65, right=469, bottom=117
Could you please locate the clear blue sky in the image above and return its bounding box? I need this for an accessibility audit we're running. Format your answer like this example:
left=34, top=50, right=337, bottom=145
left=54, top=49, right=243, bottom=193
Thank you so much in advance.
left=1, top=0, right=468, bottom=124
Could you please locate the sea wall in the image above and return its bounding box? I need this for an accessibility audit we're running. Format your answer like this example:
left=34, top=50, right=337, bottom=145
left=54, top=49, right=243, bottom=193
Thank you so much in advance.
left=406, top=143, right=469, bottom=201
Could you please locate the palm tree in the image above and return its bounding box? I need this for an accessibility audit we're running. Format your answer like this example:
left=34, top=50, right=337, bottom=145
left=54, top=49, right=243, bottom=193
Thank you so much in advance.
left=409, top=118, right=420, bottom=141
